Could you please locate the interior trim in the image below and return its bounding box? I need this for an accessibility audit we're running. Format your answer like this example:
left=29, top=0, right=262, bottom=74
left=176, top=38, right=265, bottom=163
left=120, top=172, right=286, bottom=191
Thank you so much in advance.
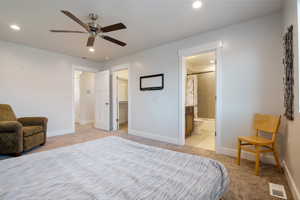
left=283, top=161, right=300, bottom=200
left=128, top=129, right=180, bottom=145
left=219, top=147, right=277, bottom=165
left=47, top=128, right=75, bottom=137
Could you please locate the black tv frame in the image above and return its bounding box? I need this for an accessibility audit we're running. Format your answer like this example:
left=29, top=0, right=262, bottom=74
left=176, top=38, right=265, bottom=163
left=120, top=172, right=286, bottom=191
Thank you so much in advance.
left=140, top=73, right=164, bottom=91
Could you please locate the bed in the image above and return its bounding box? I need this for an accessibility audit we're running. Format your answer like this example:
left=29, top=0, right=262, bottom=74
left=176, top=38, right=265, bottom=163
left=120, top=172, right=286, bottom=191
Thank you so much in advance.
left=0, top=136, right=229, bottom=200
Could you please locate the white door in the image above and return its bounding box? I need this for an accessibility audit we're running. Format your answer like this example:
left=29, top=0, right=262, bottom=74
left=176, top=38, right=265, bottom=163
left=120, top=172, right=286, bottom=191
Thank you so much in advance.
left=95, top=70, right=110, bottom=130
left=112, top=72, right=119, bottom=131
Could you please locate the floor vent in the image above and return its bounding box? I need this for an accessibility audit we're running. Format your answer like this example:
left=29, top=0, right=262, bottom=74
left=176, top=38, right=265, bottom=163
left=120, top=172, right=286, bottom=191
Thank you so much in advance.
left=269, top=183, right=287, bottom=199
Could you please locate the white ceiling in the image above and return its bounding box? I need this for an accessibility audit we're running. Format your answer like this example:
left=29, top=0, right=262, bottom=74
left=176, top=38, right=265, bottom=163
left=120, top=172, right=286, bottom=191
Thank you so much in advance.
left=0, top=0, right=282, bottom=62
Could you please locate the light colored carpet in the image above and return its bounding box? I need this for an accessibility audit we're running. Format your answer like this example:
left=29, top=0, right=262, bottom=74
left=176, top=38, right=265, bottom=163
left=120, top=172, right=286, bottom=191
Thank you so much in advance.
left=0, top=124, right=294, bottom=200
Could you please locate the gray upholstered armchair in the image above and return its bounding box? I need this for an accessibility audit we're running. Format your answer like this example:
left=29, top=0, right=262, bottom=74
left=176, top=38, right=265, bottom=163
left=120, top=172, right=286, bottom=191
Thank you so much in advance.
left=0, top=104, right=48, bottom=156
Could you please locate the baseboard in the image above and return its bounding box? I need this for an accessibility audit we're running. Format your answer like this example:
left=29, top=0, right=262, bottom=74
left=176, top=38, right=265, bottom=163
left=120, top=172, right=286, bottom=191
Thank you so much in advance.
left=283, top=161, right=300, bottom=200
left=47, top=129, right=75, bottom=137
left=128, top=129, right=180, bottom=145
left=79, top=120, right=94, bottom=125
left=218, top=147, right=277, bottom=165
left=127, top=129, right=278, bottom=164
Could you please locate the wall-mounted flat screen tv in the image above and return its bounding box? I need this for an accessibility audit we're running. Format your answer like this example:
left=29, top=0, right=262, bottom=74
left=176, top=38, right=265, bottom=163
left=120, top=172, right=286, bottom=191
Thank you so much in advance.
left=140, top=74, right=164, bottom=91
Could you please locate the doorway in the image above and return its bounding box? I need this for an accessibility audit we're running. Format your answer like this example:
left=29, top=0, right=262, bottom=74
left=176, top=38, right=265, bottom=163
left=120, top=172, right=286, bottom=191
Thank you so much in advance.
left=112, top=69, right=129, bottom=133
left=184, top=51, right=216, bottom=151
left=73, top=70, right=96, bottom=130
left=179, top=41, right=222, bottom=152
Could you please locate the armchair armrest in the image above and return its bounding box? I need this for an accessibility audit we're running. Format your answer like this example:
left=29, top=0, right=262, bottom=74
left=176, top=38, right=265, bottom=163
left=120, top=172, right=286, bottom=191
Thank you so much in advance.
left=0, top=121, right=23, bottom=154
left=0, top=121, right=22, bottom=133
left=18, top=117, right=48, bottom=132
left=18, top=117, right=48, bottom=127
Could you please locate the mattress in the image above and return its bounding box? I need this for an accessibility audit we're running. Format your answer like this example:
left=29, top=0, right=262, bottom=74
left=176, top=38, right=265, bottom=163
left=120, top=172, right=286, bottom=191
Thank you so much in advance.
left=0, top=136, right=229, bottom=200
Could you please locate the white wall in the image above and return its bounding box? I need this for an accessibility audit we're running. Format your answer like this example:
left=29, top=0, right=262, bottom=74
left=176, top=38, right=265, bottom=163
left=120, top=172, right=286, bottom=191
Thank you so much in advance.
left=0, top=40, right=103, bottom=136
left=105, top=13, right=283, bottom=148
left=79, top=72, right=96, bottom=125
left=282, top=0, right=300, bottom=199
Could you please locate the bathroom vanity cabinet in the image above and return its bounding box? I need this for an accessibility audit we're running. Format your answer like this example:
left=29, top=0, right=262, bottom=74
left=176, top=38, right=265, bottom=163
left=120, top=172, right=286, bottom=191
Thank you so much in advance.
left=185, top=106, right=194, bottom=138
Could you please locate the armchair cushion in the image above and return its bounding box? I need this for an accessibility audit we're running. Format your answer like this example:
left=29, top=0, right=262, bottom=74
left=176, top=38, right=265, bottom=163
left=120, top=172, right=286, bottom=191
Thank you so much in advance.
left=18, top=117, right=48, bottom=131
left=23, top=126, right=43, bottom=137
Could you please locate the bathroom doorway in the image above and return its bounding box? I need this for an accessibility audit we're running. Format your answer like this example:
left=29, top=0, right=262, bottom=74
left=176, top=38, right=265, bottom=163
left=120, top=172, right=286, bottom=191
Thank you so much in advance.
left=112, top=69, right=129, bottom=133
left=184, top=51, right=216, bottom=151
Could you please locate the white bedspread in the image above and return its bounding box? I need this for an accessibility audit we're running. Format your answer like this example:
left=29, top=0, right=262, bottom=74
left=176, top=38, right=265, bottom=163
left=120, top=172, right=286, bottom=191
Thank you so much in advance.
left=0, top=136, right=229, bottom=200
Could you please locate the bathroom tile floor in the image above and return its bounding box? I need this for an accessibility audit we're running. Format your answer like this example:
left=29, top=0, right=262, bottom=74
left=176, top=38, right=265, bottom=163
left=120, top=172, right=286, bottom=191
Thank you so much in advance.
left=185, top=119, right=216, bottom=151
left=186, top=132, right=215, bottom=151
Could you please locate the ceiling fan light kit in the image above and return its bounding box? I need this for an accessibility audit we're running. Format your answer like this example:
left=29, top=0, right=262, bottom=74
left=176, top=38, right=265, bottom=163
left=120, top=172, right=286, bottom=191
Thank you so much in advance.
left=50, top=10, right=127, bottom=49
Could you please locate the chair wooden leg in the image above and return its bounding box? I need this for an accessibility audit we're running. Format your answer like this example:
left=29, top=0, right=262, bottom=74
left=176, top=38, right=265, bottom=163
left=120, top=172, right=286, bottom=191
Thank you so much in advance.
left=237, top=139, right=241, bottom=165
left=273, top=149, right=282, bottom=170
left=255, top=146, right=260, bottom=176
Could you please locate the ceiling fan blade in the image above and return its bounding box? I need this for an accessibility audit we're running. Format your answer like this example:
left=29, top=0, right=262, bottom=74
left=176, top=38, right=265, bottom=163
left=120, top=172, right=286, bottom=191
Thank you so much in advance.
left=61, top=10, right=90, bottom=32
left=100, top=23, right=126, bottom=33
left=101, top=35, right=126, bottom=47
left=87, top=36, right=95, bottom=47
left=50, top=30, right=86, bottom=33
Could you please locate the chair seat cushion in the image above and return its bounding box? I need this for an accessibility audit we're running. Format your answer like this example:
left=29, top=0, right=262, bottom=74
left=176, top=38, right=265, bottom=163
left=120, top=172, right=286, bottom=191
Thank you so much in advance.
left=23, top=126, right=43, bottom=137
left=238, top=136, right=273, bottom=145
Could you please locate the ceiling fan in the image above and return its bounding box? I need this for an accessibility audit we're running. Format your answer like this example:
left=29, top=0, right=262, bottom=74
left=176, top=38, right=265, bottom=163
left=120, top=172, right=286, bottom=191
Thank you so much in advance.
left=50, top=10, right=127, bottom=48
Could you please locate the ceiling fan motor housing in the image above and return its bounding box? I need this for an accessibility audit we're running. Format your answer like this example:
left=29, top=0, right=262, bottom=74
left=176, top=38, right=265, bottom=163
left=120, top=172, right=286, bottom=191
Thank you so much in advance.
left=89, top=13, right=98, bottom=21
left=88, top=13, right=100, bottom=33
left=88, top=23, right=99, bottom=32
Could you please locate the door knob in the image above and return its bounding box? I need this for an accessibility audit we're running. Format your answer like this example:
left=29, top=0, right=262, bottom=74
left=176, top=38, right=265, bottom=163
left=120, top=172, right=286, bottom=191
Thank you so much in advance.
left=105, top=102, right=110, bottom=105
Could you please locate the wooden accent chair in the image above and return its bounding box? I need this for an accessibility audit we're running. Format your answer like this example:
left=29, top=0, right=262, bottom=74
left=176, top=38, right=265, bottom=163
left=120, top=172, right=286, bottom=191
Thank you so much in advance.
left=237, top=114, right=281, bottom=176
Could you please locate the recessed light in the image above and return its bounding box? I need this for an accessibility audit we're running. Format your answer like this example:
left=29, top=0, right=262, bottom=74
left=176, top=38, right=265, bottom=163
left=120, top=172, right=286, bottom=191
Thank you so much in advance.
left=89, top=47, right=95, bottom=52
left=192, top=0, right=202, bottom=9
left=210, top=60, right=215, bottom=64
left=219, top=41, right=223, bottom=48
left=10, top=24, right=20, bottom=31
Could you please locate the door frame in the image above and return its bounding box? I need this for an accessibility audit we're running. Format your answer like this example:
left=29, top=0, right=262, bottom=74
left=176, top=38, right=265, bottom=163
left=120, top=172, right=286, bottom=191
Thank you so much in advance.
left=111, top=64, right=131, bottom=131
left=71, top=65, right=99, bottom=132
left=178, top=41, right=223, bottom=153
